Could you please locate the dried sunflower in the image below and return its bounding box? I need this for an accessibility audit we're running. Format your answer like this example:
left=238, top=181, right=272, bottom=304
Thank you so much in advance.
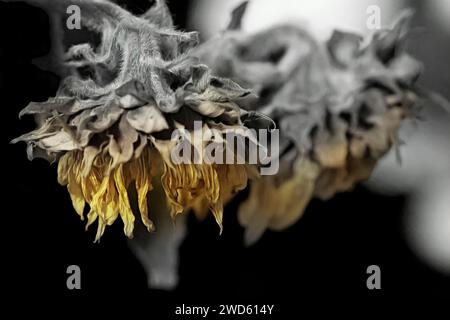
left=195, top=4, right=425, bottom=244
left=12, top=0, right=264, bottom=241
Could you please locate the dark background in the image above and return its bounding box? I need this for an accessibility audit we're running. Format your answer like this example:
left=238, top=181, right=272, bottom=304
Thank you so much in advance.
left=1, top=0, right=448, bottom=314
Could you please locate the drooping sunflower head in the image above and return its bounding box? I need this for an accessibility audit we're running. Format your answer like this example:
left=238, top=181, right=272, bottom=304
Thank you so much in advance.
left=195, top=7, right=424, bottom=244
left=12, top=0, right=267, bottom=241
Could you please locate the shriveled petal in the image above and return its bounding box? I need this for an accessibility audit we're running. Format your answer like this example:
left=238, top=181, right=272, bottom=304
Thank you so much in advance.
left=108, top=116, right=139, bottom=168
left=127, top=104, right=169, bottom=134
left=238, top=158, right=320, bottom=245
left=327, top=30, right=363, bottom=68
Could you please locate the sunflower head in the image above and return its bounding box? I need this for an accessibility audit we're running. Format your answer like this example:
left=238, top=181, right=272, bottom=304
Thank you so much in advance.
left=195, top=9, right=423, bottom=244
left=12, top=0, right=268, bottom=241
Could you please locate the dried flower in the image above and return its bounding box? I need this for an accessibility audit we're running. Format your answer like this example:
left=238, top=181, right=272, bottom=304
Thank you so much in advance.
left=195, top=5, right=423, bottom=244
left=12, top=0, right=262, bottom=241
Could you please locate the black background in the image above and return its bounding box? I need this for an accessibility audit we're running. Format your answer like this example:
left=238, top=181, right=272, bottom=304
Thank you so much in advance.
left=1, top=0, right=448, bottom=315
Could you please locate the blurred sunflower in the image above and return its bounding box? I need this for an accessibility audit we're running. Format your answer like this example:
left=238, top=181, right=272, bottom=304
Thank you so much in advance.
left=195, top=3, right=425, bottom=244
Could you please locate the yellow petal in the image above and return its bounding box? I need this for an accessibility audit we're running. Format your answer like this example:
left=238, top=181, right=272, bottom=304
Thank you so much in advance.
left=114, top=163, right=135, bottom=238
